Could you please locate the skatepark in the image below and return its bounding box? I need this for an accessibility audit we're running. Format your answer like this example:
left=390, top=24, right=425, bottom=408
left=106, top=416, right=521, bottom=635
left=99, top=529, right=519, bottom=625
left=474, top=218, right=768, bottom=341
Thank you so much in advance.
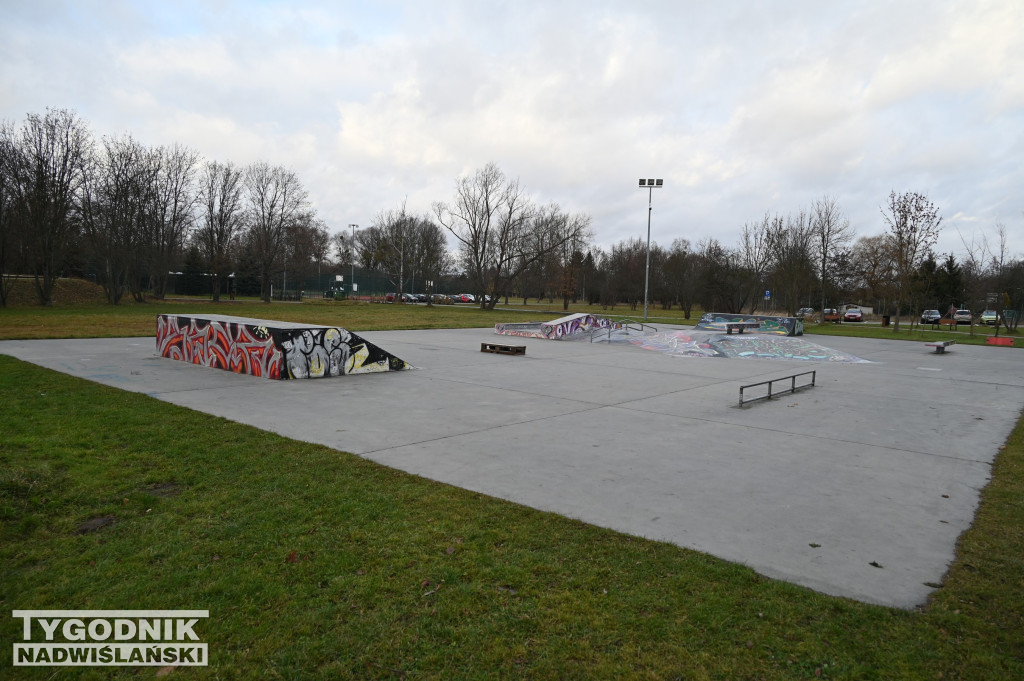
left=1, top=319, right=1020, bottom=609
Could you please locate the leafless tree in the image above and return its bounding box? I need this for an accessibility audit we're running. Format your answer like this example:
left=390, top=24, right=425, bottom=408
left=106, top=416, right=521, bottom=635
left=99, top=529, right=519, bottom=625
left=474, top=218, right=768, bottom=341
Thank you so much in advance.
left=0, top=120, right=20, bottom=306
left=738, top=213, right=779, bottom=313
left=850, top=234, right=896, bottom=315
left=663, top=239, right=699, bottom=318
left=0, top=108, right=93, bottom=305
left=364, top=203, right=419, bottom=299
left=197, top=161, right=245, bottom=302
left=767, top=211, right=816, bottom=315
left=537, top=203, right=593, bottom=311
left=80, top=134, right=161, bottom=304
left=244, top=162, right=311, bottom=302
left=881, top=190, right=942, bottom=331
left=811, top=195, right=854, bottom=322
left=434, top=163, right=589, bottom=309
left=415, top=218, right=453, bottom=305
left=307, top=218, right=332, bottom=293
left=149, top=143, right=200, bottom=299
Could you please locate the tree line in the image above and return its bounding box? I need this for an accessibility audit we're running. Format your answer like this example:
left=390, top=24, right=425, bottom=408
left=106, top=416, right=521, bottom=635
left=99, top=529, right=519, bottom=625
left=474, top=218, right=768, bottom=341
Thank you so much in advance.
left=2, top=108, right=1020, bottom=323
left=0, top=108, right=324, bottom=306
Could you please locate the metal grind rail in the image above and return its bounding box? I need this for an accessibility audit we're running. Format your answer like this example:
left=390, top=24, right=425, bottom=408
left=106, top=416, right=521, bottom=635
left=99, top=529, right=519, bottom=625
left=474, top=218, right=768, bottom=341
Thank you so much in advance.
left=739, top=370, right=816, bottom=407
left=588, top=319, right=658, bottom=343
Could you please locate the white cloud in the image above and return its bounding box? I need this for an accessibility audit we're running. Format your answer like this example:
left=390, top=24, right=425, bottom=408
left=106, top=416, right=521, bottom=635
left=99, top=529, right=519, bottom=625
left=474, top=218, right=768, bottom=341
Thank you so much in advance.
left=0, top=0, right=1021, bottom=259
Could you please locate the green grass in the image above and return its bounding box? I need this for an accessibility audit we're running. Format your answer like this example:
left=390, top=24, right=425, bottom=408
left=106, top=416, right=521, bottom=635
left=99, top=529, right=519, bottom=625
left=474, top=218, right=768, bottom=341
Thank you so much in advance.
left=1, top=354, right=1023, bottom=678
left=1, top=301, right=1022, bottom=677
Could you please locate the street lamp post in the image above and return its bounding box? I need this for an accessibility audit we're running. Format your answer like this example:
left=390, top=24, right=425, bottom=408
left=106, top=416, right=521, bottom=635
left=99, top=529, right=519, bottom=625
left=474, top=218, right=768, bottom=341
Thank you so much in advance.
left=638, top=178, right=663, bottom=321
left=348, top=223, right=358, bottom=300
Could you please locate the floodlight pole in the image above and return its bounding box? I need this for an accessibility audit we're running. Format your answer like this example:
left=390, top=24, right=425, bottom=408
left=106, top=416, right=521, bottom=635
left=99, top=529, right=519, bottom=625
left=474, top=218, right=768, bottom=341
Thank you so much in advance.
left=639, top=178, right=663, bottom=321
left=348, top=224, right=358, bottom=299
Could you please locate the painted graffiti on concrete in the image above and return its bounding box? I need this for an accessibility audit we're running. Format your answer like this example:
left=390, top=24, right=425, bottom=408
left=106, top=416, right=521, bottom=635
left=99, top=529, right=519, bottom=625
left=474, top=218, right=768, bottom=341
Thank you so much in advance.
left=492, top=321, right=548, bottom=339
left=156, top=314, right=412, bottom=380
left=157, top=314, right=283, bottom=378
left=540, top=313, right=622, bottom=339
left=628, top=330, right=867, bottom=362
left=278, top=326, right=410, bottom=378
left=495, top=313, right=622, bottom=340
left=696, top=313, right=804, bottom=336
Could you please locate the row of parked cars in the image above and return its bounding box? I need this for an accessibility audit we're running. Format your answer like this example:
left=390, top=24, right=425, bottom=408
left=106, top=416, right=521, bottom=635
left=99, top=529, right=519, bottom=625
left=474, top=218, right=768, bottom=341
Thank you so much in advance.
left=920, top=309, right=999, bottom=325
left=796, top=307, right=863, bottom=321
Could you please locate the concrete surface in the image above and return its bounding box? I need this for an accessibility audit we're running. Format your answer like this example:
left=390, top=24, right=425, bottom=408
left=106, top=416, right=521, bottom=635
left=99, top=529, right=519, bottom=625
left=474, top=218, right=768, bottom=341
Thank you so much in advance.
left=2, top=326, right=1021, bottom=608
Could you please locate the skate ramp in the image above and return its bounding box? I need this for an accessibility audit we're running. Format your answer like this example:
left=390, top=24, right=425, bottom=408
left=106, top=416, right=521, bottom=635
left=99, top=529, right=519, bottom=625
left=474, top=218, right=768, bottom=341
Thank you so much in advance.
left=628, top=330, right=867, bottom=362
left=495, top=313, right=621, bottom=340
left=696, top=312, right=804, bottom=336
left=156, top=314, right=412, bottom=379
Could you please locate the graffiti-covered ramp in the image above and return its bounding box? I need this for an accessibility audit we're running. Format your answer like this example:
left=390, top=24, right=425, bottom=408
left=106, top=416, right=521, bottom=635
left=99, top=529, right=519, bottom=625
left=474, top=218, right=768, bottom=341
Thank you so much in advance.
left=156, top=314, right=412, bottom=379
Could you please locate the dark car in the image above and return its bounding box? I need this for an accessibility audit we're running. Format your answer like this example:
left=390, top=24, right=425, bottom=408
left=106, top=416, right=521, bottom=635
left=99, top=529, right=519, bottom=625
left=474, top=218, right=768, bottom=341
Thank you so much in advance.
left=920, top=309, right=941, bottom=324
left=843, top=308, right=863, bottom=322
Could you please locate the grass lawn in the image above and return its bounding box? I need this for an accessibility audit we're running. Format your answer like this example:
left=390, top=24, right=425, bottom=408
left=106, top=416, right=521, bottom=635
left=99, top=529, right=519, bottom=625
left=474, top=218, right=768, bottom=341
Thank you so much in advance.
left=1, top=297, right=1022, bottom=678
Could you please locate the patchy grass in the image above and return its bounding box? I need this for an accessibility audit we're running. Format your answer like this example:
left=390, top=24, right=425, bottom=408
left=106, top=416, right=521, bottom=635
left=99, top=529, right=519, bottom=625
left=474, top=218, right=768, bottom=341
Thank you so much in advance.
left=0, top=355, right=1022, bottom=679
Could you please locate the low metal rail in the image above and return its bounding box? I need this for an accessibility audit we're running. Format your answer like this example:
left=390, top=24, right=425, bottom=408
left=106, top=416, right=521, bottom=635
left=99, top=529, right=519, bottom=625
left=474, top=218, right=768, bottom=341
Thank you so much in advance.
left=738, top=370, right=816, bottom=407
left=588, top=319, right=657, bottom=342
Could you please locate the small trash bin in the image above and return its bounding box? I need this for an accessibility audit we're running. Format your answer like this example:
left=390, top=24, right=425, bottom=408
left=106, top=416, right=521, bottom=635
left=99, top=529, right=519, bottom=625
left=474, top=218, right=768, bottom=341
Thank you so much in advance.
left=882, top=315, right=890, bottom=326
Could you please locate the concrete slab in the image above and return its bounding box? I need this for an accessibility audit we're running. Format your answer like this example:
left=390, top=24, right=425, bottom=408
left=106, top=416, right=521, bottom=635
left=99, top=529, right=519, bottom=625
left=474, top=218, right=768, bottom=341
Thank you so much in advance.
left=3, top=326, right=1021, bottom=608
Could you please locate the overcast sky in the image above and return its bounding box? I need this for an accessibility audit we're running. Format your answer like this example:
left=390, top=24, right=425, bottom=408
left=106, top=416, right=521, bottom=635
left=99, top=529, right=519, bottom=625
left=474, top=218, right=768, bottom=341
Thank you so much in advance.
left=2, top=0, right=1022, bottom=260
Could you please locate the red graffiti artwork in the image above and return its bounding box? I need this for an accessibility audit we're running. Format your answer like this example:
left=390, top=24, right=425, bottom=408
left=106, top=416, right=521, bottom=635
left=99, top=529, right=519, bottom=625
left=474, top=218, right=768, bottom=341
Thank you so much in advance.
left=156, top=315, right=282, bottom=379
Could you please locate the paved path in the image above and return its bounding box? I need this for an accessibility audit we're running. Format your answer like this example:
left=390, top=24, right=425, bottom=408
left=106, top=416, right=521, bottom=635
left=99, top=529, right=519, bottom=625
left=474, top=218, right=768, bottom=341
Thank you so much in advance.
left=2, top=327, right=1021, bottom=608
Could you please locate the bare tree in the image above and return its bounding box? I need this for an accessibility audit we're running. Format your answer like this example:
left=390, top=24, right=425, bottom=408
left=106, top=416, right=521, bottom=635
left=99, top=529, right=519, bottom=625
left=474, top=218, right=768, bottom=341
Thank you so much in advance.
left=811, top=195, right=854, bottom=322
left=364, top=203, right=419, bottom=299
left=149, top=143, right=200, bottom=299
left=767, top=211, right=816, bottom=315
left=245, top=162, right=311, bottom=302
left=434, top=163, right=589, bottom=309
left=0, top=120, right=20, bottom=306
left=663, top=239, right=699, bottom=318
left=849, top=234, right=899, bottom=319
left=882, top=190, right=942, bottom=331
left=80, top=134, right=161, bottom=304
left=197, top=161, right=245, bottom=302
left=308, top=218, right=332, bottom=293
left=0, top=108, right=92, bottom=306
left=738, top=213, right=779, bottom=313
left=415, top=218, right=453, bottom=305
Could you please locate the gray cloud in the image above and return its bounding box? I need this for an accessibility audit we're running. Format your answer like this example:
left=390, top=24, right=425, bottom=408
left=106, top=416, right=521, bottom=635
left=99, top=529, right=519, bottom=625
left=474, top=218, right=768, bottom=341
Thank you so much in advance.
left=2, top=0, right=1021, bottom=258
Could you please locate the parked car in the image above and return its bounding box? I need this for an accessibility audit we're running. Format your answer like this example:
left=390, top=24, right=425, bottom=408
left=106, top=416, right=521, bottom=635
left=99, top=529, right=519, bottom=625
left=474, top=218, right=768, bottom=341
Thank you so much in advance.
left=843, top=308, right=864, bottom=322
left=796, top=307, right=815, bottom=318
left=980, top=309, right=998, bottom=325
left=385, top=292, right=395, bottom=303
left=953, top=309, right=973, bottom=324
left=920, top=309, right=941, bottom=324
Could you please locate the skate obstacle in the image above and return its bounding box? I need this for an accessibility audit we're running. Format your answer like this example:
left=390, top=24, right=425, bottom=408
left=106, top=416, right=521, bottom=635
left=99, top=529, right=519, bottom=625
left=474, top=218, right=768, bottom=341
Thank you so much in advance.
left=695, top=312, right=804, bottom=336
left=156, top=314, right=412, bottom=379
left=494, top=313, right=622, bottom=340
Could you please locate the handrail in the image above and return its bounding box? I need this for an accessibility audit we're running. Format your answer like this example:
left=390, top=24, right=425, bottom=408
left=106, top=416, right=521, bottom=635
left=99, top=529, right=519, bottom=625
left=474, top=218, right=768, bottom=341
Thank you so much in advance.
left=738, top=370, right=816, bottom=407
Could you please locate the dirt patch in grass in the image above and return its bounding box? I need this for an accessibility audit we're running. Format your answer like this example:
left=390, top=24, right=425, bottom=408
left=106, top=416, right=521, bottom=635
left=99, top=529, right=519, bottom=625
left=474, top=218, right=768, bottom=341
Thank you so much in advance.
left=142, top=482, right=182, bottom=497
left=75, top=515, right=116, bottom=534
